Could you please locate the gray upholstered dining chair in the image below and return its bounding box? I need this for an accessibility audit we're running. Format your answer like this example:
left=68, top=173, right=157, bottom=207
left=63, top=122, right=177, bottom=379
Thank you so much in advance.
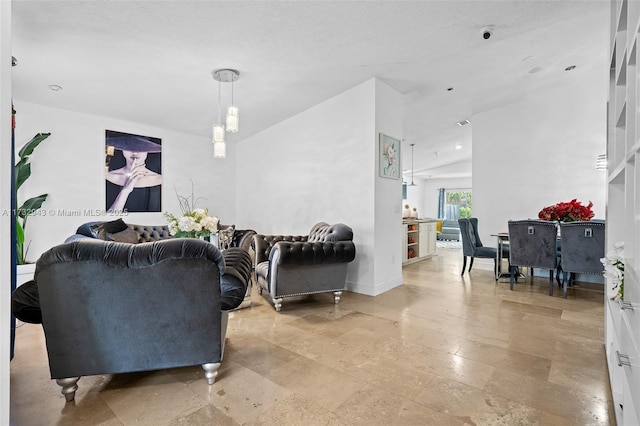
left=459, top=218, right=507, bottom=276
left=559, top=221, right=605, bottom=298
left=507, top=220, right=558, bottom=295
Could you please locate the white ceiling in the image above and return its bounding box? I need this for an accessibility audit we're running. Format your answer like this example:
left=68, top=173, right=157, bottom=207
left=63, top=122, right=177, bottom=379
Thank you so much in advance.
left=11, top=0, right=610, bottom=179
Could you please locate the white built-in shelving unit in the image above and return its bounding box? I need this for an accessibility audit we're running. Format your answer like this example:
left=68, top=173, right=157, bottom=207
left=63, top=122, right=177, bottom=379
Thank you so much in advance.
left=402, top=221, right=436, bottom=265
left=606, top=1, right=640, bottom=423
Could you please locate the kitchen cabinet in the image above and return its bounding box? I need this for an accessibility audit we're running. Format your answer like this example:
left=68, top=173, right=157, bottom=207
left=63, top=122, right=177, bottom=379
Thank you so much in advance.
left=402, top=220, right=436, bottom=265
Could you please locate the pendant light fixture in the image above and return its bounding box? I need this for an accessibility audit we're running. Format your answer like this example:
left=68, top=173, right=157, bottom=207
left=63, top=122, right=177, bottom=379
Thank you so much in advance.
left=408, top=143, right=417, bottom=186
left=212, top=69, right=240, bottom=158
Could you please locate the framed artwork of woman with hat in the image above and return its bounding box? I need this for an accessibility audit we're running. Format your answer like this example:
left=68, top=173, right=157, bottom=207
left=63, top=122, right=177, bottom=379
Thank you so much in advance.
left=105, top=130, right=162, bottom=213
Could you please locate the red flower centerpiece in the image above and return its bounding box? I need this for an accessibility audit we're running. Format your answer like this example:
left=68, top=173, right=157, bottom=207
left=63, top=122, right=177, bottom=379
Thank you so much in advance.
left=538, top=199, right=594, bottom=222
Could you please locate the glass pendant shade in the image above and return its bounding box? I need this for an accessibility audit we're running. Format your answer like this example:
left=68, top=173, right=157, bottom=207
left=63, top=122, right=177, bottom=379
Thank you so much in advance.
left=226, top=106, right=239, bottom=133
left=213, top=140, right=226, bottom=158
left=213, top=124, right=225, bottom=143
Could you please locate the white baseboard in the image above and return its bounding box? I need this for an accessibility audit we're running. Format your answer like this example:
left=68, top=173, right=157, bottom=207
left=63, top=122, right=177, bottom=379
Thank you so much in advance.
left=346, top=275, right=403, bottom=296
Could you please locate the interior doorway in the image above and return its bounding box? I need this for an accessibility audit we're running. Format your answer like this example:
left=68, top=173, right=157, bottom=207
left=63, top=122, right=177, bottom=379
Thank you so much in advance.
left=436, top=188, right=471, bottom=250
left=438, top=189, right=472, bottom=221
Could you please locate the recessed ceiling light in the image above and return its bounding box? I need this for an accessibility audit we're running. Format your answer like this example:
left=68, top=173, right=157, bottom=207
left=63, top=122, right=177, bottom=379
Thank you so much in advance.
left=455, top=145, right=462, bottom=150
left=48, top=85, right=62, bottom=91
left=565, top=65, right=576, bottom=71
left=457, top=119, right=470, bottom=126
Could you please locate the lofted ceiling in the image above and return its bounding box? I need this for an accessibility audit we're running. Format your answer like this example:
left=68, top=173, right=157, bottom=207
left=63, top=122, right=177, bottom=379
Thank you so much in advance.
left=11, top=0, right=610, bottom=180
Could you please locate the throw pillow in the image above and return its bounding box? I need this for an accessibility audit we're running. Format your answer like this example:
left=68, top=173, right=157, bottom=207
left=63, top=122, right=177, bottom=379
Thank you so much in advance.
left=75, top=221, right=103, bottom=238
left=107, top=227, right=140, bottom=244
left=91, top=218, right=129, bottom=240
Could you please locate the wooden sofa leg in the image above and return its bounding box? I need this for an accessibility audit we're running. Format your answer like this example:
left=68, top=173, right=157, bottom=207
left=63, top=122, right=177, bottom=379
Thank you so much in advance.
left=333, top=291, right=342, bottom=304
left=202, top=362, right=221, bottom=385
left=56, top=377, right=80, bottom=402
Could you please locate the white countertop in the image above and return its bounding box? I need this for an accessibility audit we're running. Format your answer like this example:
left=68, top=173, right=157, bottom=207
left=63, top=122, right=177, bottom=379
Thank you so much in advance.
left=402, top=218, right=438, bottom=224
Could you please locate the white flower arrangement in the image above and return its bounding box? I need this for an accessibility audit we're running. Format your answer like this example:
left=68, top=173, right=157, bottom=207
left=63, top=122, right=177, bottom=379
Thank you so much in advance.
left=601, top=241, right=624, bottom=301
left=164, top=186, right=219, bottom=239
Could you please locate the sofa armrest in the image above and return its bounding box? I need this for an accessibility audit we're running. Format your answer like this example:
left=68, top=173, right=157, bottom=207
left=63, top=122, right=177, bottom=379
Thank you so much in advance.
left=270, top=241, right=356, bottom=266
left=232, top=229, right=257, bottom=252
left=220, top=248, right=252, bottom=311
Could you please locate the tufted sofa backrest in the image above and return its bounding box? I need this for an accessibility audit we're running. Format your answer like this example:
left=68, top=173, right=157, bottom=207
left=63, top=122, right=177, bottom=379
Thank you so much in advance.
left=307, top=222, right=353, bottom=243
left=129, top=224, right=172, bottom=242
left=73, top=221, right=171, bottom=243
left=37, top=238, right=224, bottom=275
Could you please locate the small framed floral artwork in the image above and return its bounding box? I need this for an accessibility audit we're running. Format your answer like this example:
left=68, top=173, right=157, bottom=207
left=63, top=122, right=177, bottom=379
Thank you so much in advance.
left=379, top=133, right=401, bottom=179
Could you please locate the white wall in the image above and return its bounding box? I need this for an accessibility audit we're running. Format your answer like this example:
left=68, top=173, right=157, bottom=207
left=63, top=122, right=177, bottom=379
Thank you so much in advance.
left=13, top=101, right=237, bottom=262
left=1, top=1, right=12, bottom=422
left=236, top=78, right=403, bottom=296
left=402, top=177, right=425, bottom=218
left=473, top=67, right=607, bottom=244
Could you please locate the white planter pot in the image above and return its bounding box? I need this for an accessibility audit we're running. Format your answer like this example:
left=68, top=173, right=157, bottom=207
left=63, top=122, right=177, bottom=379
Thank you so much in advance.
left=16, top=263, right=36, bottom=287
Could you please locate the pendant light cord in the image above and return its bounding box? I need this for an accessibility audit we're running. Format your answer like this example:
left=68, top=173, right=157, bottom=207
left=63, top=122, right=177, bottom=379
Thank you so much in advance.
left=411, top=143, right=415, bottom=185
left=217, top=80, right=222, bottom=124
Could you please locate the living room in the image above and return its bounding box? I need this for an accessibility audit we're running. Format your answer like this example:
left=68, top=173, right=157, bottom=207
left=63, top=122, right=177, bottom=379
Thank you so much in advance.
left=2, top=1, right=630, bottom=425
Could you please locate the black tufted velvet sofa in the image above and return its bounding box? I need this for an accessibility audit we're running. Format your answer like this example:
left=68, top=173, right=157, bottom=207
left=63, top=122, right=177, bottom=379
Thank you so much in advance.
left=66, top=221, right=256, bottom=310
left=252, top=222, right=356, bottom=312
left=67, top=221, right=256, bottom=253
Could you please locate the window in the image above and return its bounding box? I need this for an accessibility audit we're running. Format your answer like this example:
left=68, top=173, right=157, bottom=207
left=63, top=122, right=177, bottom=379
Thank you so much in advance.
left=438, top=189, right=472, bottom=219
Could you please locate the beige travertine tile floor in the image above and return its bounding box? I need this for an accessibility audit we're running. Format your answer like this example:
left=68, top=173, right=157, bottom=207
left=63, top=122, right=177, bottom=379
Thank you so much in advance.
left=10, top=248, right=614, bottom=425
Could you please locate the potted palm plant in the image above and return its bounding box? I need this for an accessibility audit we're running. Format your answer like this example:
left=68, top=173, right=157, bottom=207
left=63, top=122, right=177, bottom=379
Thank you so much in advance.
left=15, top=132, right=50, bottom=283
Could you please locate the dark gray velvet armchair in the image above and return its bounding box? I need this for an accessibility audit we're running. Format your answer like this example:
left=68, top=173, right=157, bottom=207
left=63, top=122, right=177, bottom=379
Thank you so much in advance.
left=559, top=221, right=605, bottom=298
left=508, top=219, right=558, bottom=295
left=34, top=238, right=230, bottom=402
left=252, top=222, right=356, bottom=312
